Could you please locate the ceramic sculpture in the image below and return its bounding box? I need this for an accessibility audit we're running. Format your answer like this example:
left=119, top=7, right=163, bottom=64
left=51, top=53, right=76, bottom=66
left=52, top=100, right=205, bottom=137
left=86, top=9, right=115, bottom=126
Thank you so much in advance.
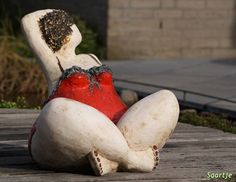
left=21, top=9, right=179, bottom=176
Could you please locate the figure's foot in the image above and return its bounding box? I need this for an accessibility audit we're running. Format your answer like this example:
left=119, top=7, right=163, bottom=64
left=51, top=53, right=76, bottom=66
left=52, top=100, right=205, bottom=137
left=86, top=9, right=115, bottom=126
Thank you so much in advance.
left=152, top=145, right=160, bottom=170
left=87, top=150, right=119, bottom=176
left=122, top=146, right=160, bottom=172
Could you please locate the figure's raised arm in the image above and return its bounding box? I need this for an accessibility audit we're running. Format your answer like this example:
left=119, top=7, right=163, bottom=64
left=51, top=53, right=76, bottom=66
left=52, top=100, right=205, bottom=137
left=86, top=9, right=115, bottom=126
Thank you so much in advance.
left=22, top=9, right=86, bottom=93
left=22, top=9, right=103, bottom=94
left=22, top=9, right=61, bottom=93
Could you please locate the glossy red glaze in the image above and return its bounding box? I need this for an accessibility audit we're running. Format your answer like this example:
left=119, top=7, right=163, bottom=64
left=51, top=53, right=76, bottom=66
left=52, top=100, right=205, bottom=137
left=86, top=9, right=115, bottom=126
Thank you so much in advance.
left=49, top=71, right=127, bottom=124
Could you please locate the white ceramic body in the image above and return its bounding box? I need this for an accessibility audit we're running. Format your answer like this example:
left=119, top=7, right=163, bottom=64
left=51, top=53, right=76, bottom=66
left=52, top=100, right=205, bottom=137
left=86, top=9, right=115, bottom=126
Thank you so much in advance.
left=21, top=9, right=101, bottom=94
left=117, top=90, right=179, bottom=150
left=31, top=90, right=179, bottom=170
left=31, top=98, right=130, bottom=169
left=22, top=9, right=180, bottom=174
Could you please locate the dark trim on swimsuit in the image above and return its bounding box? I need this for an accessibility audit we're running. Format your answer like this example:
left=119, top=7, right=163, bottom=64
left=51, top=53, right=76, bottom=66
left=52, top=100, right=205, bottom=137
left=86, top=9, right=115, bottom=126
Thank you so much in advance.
left=43, top=64, right=112, bottom=106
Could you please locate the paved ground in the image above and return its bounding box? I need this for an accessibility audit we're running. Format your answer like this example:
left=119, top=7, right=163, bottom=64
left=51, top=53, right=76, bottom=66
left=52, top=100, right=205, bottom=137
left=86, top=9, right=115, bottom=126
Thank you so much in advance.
left=106, top=59, right=236, bottom=118
left=0, top=109, right=235, bottom=182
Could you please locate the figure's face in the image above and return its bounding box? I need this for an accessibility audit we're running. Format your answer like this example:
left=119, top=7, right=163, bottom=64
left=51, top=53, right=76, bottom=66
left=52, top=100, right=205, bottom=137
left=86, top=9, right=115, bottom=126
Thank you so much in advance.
left=61, top=24, right=82, bottom=51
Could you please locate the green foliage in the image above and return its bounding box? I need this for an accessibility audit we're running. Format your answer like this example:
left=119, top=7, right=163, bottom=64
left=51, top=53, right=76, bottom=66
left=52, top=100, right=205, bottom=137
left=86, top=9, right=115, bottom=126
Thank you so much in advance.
left=179, top=112, right=236, bottom=134
left=0, top=97, right=28, bottom=109
left=0, top=0, right=33, bottom=57
left=74, top=16, right=104, bottom=58
left=0, top=1, right=103, bottom=59
left=0, top=2, right=104, bottom=107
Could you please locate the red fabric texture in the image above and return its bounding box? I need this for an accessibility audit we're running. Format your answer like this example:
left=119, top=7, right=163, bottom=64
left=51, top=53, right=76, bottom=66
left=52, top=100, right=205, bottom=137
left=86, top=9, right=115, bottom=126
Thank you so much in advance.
left=49, top=71, right=127, bottom=124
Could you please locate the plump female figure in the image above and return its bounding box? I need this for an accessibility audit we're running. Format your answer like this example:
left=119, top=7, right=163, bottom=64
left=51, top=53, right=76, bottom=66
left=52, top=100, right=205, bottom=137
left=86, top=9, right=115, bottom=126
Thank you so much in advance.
left=22, top=9, right=179, bottom=175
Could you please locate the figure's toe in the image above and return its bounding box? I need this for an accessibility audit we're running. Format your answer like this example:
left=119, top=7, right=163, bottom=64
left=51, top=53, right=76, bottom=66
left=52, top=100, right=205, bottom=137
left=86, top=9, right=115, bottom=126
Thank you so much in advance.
left=152, top=145, right=160, bottom=170
left=87, top=150, right=118, bottom=176
left=88, top=151, right=103, bottom=175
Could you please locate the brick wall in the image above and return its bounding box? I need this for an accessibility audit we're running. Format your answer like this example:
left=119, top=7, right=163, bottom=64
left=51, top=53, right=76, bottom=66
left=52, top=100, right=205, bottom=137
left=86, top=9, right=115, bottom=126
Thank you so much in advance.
left=107, top=0, right=236, bottom=59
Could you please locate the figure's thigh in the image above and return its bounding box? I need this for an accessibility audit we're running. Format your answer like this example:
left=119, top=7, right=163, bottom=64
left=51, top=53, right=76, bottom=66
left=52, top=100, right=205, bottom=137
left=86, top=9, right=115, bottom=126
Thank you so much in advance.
left=117, top=90, right=179, bottom=150
left=31, top=98, right=129, bottom=168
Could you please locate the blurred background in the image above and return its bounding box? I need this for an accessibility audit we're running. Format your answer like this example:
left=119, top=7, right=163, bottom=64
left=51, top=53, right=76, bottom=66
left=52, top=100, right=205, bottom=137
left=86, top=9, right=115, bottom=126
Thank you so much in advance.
left=0, top=0, right=106, bottom=107
left=0, top=1, right=235, bottom=179
left=0, top=0, right=236, bottom=111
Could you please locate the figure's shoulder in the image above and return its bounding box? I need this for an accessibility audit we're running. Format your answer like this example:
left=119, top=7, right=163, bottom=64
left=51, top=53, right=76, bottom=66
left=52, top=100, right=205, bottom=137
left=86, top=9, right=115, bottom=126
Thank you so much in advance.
left=78, top=54, right=101, bottom=63
left=75, top=54, right=102, bottom=69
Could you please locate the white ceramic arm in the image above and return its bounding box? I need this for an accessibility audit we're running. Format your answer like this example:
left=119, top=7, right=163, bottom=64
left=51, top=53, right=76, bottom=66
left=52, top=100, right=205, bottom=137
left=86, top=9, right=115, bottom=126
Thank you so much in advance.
left=21, top=9, right=101, bottom=94
left=21, top=9, right=59, bottom=93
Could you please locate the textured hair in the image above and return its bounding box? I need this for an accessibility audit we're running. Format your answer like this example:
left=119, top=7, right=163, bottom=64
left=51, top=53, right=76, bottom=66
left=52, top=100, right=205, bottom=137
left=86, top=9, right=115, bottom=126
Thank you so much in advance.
left=38, top=9, right=74, bottom=52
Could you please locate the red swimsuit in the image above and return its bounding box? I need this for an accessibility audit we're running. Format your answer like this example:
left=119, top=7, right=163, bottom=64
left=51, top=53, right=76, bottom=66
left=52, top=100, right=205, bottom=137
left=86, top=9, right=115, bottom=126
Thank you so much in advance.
left=29, top=65, right=127, bottom=156
left=48, top=65, right=127, bottom=123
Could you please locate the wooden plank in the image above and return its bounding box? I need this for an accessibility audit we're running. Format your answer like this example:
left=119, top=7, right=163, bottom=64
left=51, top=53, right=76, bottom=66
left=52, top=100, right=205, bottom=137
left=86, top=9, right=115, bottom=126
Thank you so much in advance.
left=0, top=156, right=32, bottom=166
left=0, top=110, right=235, bottom=181
left=0, top=127, right=31, bottom=134
left=0, top=112, right=38, bottom=128
left=0, top=127, right=30, bottom=141
left=0, top=134, right=29, bottom=141
left=0, top=109, right=40, bottom=114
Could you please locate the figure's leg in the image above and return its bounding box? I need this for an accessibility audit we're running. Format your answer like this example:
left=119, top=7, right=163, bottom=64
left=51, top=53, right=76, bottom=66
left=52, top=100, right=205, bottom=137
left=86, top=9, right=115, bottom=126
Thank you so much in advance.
left=117, top=90, right=179, bottom=167
left=30, top=98, right=157, bottom=175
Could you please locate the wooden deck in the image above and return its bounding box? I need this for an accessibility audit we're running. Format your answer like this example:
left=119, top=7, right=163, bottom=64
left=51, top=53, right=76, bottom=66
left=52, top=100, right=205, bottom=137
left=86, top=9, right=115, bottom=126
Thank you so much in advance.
left=0, top=109, right=235, bottom=181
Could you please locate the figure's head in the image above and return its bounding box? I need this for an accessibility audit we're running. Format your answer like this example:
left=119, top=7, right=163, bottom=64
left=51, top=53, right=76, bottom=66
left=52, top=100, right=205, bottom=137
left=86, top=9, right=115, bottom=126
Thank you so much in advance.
left=21, top=9, right=83, bottom=94
left=38, top=9, right=81, bottom=53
